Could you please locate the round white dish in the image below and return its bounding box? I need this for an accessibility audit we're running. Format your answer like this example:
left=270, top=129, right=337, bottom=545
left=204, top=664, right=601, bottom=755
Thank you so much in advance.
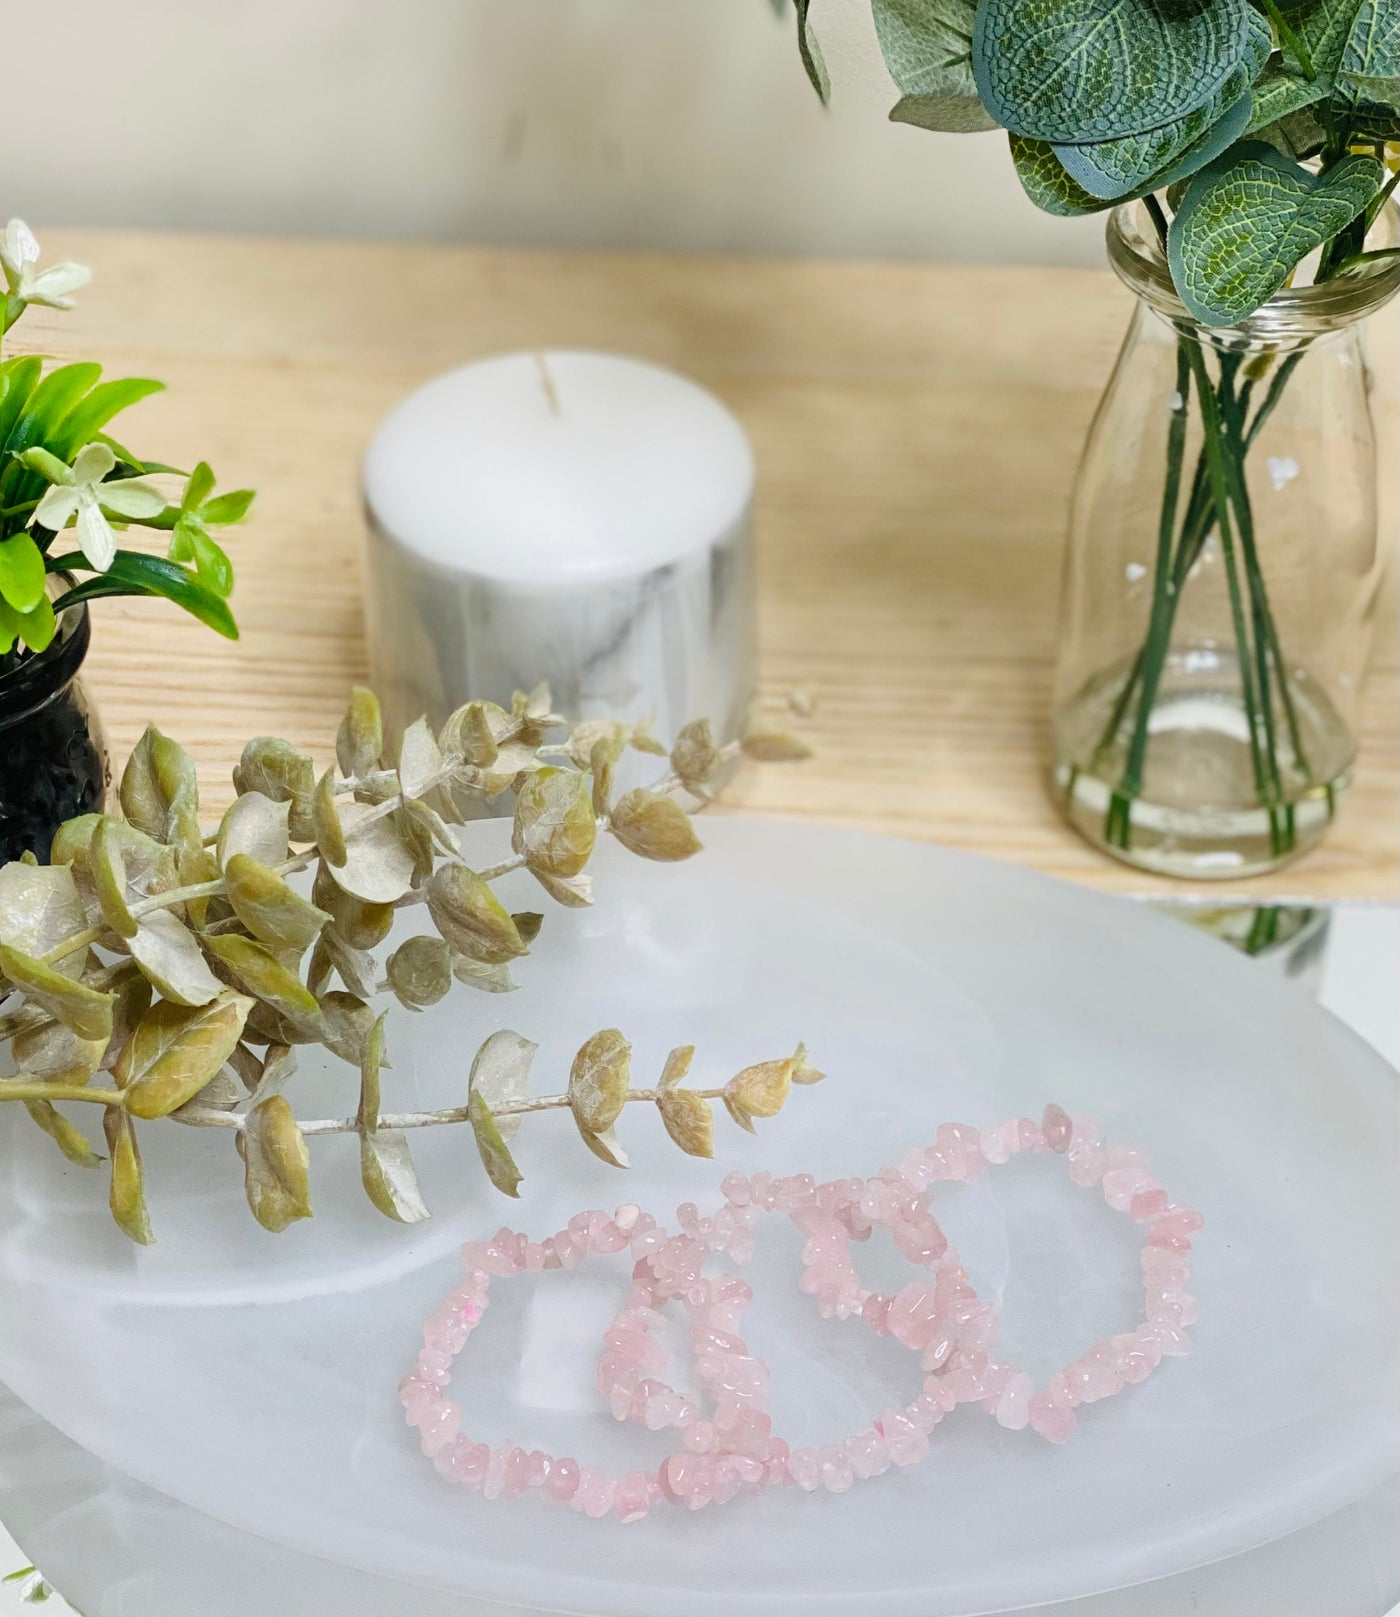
left=1, top=819, right=1396, bottom=1617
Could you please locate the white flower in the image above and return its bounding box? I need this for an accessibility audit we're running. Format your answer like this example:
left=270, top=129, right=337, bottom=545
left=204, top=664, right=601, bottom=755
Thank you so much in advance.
left=1, top=219, right=91, bottom=309
left=33, top=442, right=164, bottom=573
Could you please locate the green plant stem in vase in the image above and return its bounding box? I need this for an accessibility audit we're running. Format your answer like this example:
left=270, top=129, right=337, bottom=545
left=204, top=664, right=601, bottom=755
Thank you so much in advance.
left=781, top=0, right=1399, bottom=878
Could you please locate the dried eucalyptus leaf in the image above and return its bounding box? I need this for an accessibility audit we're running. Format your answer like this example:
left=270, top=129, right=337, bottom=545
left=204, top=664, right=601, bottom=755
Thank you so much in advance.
left=330, top=801, right=417, bottom=903
left=337, top=686, right=383, bottom=779
left=129, top=910, right=224, bottom=1007
left=91, top=818, right=138, bottom=939
left=248, top=1042, right=298, bottom=1104
left=0, top=945, right=114, bottom=1040
left=357, top=1009, right=389, bottom=1127
left=670, top=719, right=720, bottom=790
left=24, top=1100, right=103, bottom=1168
left=100, top=968, right=153, bottom=1076
left=118, top=991, right=253, bottom=1120
left=217, top=792, right=291, bottom=869
left=0, top=861, right=88, bottom=963
left=468, top=1091, right=523, bottom=1197
left=176, top=843, right=224, bottom=931
left=49, top=813, right=104, bottom=868
left=468, top=1029, right=536, bottom=1142
left=659, top=1045, right=694, bottom=1090
left=322, top=930, right=380, bottom=999
left=387, top=934, right=452, bottom=1010
left=450, top=955, right=517, bottom=994
left=580, top=1124, right=630, bottom=1169
left=104, top=1108, right=154, bottom=1244
left=173, top=1065, right=242, bottom=1113
left=240, top=1094, right=312, bottom=1231
left=426, top=864, right=525, bottom=964
left=628, top=723, right=667, bottom=757
left=567, top=718, right=629, bottom=771
left=741, top=730, right=813, bottom=762
left=121, top=726, right=201, bottom=850
left=722, top=1093, right=758, bottom=1136
left=727, top=1052, right=795, bottom=1119
left=312, top=861, right=394, bottom=949
left=531, top=868, right=593, bottom=909
left=318, top=990, right=377, bottom=1065
left=305, top=938, right=333, bottom=997
left=791, top=1042, right=825, bottom=1085
left=244, top=999, right=320, bottom=1048
left=512, top=768, right=596, bottom=879
left=569, top=1028, right=630, bottom=1135
left=312, top=768, right=348, bottom=867
left=609, top=790, right=703, bottom=862
left=204, top=933, right=324, bottom=1034
left=12, top=1019, right=108, bottom=1083
left=233, top=737, right=316, bottom=841
left=397, top=717, right=450, bottom=809
left=511, top=911, right=544, bottom=945
left=361, top=1128, right=430, bottom=1223
left=224, top=854, right=330, bottom=956
left=657, top=1089, right=714, bottom=1158
left=589, top=735, right=625, bottom=818
left=440, top=700, right=501, bottom=769
left=227, top=1042, right=264, bottom=1091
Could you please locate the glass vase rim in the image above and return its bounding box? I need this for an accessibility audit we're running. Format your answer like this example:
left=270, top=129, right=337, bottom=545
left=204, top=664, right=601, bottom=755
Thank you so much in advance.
left=0, top=595, right=91, bottom=728
left=1106, top=197, right=1400, bottom=342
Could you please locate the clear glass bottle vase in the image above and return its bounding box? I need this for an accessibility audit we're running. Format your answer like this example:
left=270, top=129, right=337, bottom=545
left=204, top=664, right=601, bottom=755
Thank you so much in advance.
left=1052, top=200, right=1399, bottom=879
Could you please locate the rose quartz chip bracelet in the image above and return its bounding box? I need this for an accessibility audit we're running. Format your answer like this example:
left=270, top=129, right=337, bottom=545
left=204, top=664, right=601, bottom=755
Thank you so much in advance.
left=399, top=1104, right=1202, bottom=1522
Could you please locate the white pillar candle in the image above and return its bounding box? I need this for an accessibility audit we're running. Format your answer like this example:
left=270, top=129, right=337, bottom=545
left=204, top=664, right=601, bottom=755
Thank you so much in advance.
left=362, top=350, right=755, bottom=759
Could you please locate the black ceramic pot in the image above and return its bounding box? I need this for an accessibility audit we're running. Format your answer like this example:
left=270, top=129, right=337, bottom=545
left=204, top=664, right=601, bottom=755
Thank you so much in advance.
left=0, top=603, right=109, bottom=863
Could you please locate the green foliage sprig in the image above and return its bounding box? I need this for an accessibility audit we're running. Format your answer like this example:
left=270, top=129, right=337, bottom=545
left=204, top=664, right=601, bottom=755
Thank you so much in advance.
left=786, top=0, right=1399, bottom=325
left=0, top=220, right=251, bottom=668
left=0, top=685, right=819, bottom=1243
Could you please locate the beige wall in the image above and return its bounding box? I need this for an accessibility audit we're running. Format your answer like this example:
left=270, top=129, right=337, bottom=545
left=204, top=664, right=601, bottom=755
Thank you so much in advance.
left=3, top=0, right=1104, bottom=266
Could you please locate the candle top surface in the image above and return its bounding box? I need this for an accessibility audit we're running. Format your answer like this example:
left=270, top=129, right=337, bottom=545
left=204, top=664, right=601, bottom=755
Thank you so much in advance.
left=363, top=350, right=754, bottom=585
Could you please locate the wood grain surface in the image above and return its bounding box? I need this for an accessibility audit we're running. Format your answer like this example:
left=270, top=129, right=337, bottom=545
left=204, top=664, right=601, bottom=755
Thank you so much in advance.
left=19, top=227, right=1399, bottom=901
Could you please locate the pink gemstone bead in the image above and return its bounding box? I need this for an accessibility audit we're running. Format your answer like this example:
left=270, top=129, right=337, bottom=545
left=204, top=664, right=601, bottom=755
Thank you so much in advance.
left=573, top=1466, right=617, bottom=1518
left=1041, top=1103, right=1072, bottom=1153
left=1130, top=1186, right=1170, bottom=1222
left=613, top=1470, right=653, bottom=1523
left=994, top=1371, right=1035, bottom=1430
left=545, top=1457, right=580, bottom=1501
left=1028, top=1393, right=1076, bottom=1443
left=787, top=1447, right=821, bottom=1491
left=879, top=1408, right=930, bottom=1467
left=887, top=1279, right=943, bottom=1350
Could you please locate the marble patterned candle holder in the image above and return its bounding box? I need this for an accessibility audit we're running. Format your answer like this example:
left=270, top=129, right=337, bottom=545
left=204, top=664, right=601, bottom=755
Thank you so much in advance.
left=362, top=350, right=756, bottom=778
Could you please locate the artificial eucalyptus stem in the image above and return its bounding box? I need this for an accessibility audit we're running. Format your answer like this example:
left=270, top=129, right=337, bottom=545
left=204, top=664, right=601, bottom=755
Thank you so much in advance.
left=0, top=684, right=817, bottom=1241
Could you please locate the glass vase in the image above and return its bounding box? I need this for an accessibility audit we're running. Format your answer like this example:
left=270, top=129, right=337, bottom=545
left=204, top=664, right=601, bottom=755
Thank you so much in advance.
left=0, top=600, right=109, bottom=864
left=1052, top=200, right=1399, bottom=879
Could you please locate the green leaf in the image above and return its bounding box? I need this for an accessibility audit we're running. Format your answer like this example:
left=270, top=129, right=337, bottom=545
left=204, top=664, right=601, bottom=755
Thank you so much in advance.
left=128, top=910, right=225, bottom=1007
left=198, top=488, right=256, bottom=526
left=468, top=1091, right=523, bottom=1197
left=13, top=592, right=55, bottom=653
left=0, top=944, right=115, bottom=1041
left=1009, top=134, right=1113, bottom=215
left=240, top=1094, right=312, bottom=1231
left=53, top=549, right=239, bottom=638
left=24, top=1099, right=104, bottom=1168
left=973, top=0, right=1256, bottom=142
left=204, top=933, right=325, bottom=1035
left=794, top=0, right=831, bottom=104
left=17, top=445, right=73, bottom=486
left=1252, top=103, right=1331, bottom=158
left=118, top=991, right=253, bottom=1120
left=104, top=1108, right=154, bottom=1244
left=2, top=362, right=101, bottom=457
left=0, top=357, right=42, bottom=455
left=1169, top=141, right=1383, bottom=325
left=183, top=461, right=216, bottom=512
left=50, top=378, right=164, bottom=460
left=0, top=532, right=47, bottom=613
left=1051, top=12, right=1269, bottom=199
left=889, top=91, right=1001, bottom=130
left=873, top=0, right=998, bottom=131
left=1330, top=0, right=1399, bottom=134
left=223, top=853, right=330, bottom=956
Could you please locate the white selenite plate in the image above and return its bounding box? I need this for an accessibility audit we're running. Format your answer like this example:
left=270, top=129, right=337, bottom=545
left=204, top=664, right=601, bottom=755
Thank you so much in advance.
left=0, top=819, right=1396, bottom=1617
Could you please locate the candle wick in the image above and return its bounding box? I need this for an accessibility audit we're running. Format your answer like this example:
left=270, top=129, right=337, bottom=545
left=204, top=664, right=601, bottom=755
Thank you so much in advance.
left=534, top=352, right=561, bottom=418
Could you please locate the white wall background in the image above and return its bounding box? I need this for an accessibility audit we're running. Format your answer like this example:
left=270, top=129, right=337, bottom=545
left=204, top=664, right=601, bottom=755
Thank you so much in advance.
left=1, top=0, right=1103, bottom=266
